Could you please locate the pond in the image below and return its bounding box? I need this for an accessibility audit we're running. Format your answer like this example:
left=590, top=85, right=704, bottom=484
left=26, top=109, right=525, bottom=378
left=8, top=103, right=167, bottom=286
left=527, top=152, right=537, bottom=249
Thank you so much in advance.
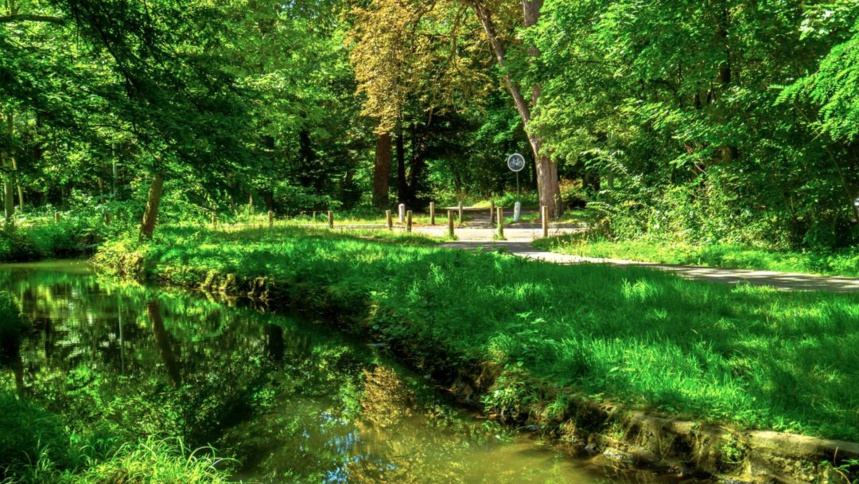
left=0, top=261, right=702, bottom=483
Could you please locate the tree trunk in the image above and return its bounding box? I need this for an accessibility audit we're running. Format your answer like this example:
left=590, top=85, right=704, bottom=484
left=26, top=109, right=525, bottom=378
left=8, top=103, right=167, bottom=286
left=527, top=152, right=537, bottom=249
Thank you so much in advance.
left=3, top=112, right=14, bottom=223
left=373, top=132, right=392, bottom=208
left=396, top=127, right=407, bottom=205
left=139, top=172, right=165, bottom=241
left=468, top=0, right=562, bottom=216
left=11, top=156, right=22, bottom=208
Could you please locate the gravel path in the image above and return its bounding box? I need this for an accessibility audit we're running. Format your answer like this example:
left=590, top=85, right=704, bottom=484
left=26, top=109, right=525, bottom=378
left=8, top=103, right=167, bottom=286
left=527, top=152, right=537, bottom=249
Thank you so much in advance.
left=410, top=224, right=859, bottom=293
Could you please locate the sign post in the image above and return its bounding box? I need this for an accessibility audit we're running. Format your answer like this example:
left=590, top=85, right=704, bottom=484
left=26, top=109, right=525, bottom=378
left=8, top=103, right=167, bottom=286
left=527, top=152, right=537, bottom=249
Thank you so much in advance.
left=507, top=153, right=526, bottom=200
left=507, top=153, right=526, bottom=222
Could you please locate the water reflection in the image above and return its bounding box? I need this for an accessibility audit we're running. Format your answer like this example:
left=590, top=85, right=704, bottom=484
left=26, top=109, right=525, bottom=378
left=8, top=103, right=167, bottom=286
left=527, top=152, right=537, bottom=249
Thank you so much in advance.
left=0, top=261, right=699, bottom=483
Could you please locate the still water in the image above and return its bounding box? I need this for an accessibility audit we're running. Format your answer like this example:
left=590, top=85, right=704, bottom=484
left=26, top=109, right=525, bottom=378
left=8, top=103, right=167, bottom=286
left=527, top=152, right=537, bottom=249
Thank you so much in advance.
left=0, top=261, right=700, bottom=483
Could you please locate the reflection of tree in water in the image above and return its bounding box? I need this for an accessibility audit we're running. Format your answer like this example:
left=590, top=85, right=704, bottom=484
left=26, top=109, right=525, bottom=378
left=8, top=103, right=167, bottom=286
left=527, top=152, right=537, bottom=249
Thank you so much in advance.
left=0, top=263, right=687, bottom=484
left=0, top=263, right=289, bottom=447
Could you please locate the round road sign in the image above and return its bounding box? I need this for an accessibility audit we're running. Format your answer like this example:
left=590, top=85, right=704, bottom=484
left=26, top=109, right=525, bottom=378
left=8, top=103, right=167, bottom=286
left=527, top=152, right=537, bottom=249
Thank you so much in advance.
left=507, top=153, right=526, bottom=172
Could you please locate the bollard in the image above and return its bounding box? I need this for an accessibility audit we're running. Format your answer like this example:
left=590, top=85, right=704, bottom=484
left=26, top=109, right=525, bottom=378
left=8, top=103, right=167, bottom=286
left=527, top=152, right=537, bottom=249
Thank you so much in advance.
left=386, top=210, right=393, bottom=230
left=328, top=210, right=334, bottom=228
left=268, top=210, right=274, bottom=229
left=398, top=203, right=405, bottom=224
left=541, top=205, right=549, bottom=238
left=458, top=201, right=463, bottom=227
left=514, top=201, right=521, bottom=223
left=447, top=210, right=455, bottom=238
left=406, top=210, right=412, bottom=233
left=489, top=200, right=495, bottom=225
left=496, top=207, right=504, bottom=238
left=429, top=202, right=435, bottom=225
left=55, top=212, right=61, bottom=224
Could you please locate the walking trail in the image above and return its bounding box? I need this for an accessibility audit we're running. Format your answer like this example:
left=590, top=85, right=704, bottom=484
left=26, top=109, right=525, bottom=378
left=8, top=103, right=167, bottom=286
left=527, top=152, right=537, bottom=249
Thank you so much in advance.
left=410, top=216, right=859, bottom=293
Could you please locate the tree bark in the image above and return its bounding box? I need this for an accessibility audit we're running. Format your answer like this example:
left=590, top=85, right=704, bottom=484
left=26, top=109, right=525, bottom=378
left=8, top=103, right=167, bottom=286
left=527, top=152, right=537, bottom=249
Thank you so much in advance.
left=139, top=172, right=165, bottom=241
left=373, top=132, right=392, bottom=208
left=467, top=0, right=562, bottom=216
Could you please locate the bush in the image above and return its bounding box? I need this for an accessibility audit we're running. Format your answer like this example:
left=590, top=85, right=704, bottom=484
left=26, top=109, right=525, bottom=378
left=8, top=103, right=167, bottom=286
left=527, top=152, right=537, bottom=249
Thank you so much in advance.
left=0, top=391, right=70, bottom=481
left=559, top=179, right=588, bottom=209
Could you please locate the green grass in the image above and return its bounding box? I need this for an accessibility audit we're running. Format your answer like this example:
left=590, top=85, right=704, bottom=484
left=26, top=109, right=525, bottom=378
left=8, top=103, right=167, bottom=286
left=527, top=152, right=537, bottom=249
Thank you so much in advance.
left=535, top=236, right=859, bottom=278
left=98, top=225, right=859, bottom=442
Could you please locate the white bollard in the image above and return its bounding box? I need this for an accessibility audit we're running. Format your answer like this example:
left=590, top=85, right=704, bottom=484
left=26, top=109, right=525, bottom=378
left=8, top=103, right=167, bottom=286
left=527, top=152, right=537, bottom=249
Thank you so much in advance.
left=514, top=201, right=521, bottom=222
left=398, top=203, right=405, bottom=224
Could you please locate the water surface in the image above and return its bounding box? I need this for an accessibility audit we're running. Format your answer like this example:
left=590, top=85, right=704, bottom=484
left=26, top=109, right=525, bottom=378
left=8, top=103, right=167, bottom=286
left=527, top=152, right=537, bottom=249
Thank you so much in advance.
left=0, top=261, right=702, bottom=483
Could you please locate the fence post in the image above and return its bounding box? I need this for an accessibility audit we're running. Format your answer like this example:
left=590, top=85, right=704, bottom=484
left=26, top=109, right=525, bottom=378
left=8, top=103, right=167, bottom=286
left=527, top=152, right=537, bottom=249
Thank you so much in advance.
left=328, top=210, right=334, bottom=229
left=429, top=202, right=435, bottom=225
left=386, top=210, right=393, bottom=230
left=447, top=210, right=455, bottom=238
left=496, top=207, right=504, bottom=238
left=541, top=205, right=549, bottom=238
left=54, top=212, right=60, bottom=224
left=406, top=210, right=412, bottom=233
left=458, top=201, right=463, bottom=227
left=268, top=210, right=274, bottom=229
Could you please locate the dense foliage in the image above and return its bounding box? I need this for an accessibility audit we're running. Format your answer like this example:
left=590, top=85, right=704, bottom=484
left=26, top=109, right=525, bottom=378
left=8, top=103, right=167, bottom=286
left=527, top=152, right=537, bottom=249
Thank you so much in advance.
left=2, top=0, right=858, bottom=248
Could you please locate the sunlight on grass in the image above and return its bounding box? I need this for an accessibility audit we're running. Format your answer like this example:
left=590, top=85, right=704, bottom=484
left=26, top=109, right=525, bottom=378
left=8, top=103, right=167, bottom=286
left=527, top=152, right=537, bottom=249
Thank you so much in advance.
left=99, top=225, right=859, bottom=441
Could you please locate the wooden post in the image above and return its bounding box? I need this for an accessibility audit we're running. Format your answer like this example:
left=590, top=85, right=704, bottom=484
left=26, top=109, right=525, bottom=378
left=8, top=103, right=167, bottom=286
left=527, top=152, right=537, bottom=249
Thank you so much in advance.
left=327, top=211, right=334, bottom=228
left=458, top=201, right=463, bottom=227
left=496, top=207, right=504, bottom=238
left=312, top=211, right=317, bottom=221
left=54, top=212, right=60, bottom=224
left=386, top=210, right=393, bottom=230
left=406, top=210, right=412, bottom=233
left=541, top=205, right=549, bottom=238
left=447, top=210, right=455, bottom=238
left=268, top=210, right=274, bottom=229
left=429, top=202, right=435, bottom=225
left=489, top=200, right=495, bottom=225
left=104, top=211, right=111, bottom=225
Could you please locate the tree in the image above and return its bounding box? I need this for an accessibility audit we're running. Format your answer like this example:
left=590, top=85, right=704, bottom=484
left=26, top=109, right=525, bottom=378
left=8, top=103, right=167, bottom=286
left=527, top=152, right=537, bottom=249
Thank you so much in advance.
left=465, top=0, right=562, bottom=215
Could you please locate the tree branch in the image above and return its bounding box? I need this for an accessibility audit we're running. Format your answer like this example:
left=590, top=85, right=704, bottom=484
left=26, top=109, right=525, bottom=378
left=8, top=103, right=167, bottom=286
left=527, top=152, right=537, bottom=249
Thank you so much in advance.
left=0, top=13, right=64, bottom=24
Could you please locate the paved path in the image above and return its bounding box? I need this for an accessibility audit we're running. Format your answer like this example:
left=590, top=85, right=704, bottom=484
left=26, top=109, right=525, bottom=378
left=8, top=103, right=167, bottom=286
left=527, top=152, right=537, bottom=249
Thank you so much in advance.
left=410, top=223, right=859, bottom=294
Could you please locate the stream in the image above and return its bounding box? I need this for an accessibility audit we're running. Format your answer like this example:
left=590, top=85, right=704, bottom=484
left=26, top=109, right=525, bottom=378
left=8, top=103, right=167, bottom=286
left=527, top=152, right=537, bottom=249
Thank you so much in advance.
left=0, top=260, right=704, bottom=483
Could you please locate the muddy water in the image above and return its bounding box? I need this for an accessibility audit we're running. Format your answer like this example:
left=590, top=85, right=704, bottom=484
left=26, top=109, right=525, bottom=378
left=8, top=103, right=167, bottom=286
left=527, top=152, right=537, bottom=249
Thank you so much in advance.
left=0, top=261, right=703, bottom=483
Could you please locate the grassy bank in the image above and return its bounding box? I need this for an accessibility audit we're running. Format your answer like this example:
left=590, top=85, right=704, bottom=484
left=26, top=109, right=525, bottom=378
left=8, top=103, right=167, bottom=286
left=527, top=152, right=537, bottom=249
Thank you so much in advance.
left=535, top=235, right=859, bottom=278
left=0, top=215, right=112, bottom=263
left=96, top=225, right=859, bottom=444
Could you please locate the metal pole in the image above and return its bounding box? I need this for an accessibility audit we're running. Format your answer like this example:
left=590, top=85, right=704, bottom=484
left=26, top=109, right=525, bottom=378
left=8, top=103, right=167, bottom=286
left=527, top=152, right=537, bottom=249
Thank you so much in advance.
left=516, top=172, right=520, bottom=201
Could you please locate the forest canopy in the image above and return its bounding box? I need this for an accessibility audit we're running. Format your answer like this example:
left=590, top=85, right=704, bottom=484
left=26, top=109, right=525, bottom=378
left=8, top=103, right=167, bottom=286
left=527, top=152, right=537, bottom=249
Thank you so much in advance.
left=1, top=0, right=857, bottom=248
